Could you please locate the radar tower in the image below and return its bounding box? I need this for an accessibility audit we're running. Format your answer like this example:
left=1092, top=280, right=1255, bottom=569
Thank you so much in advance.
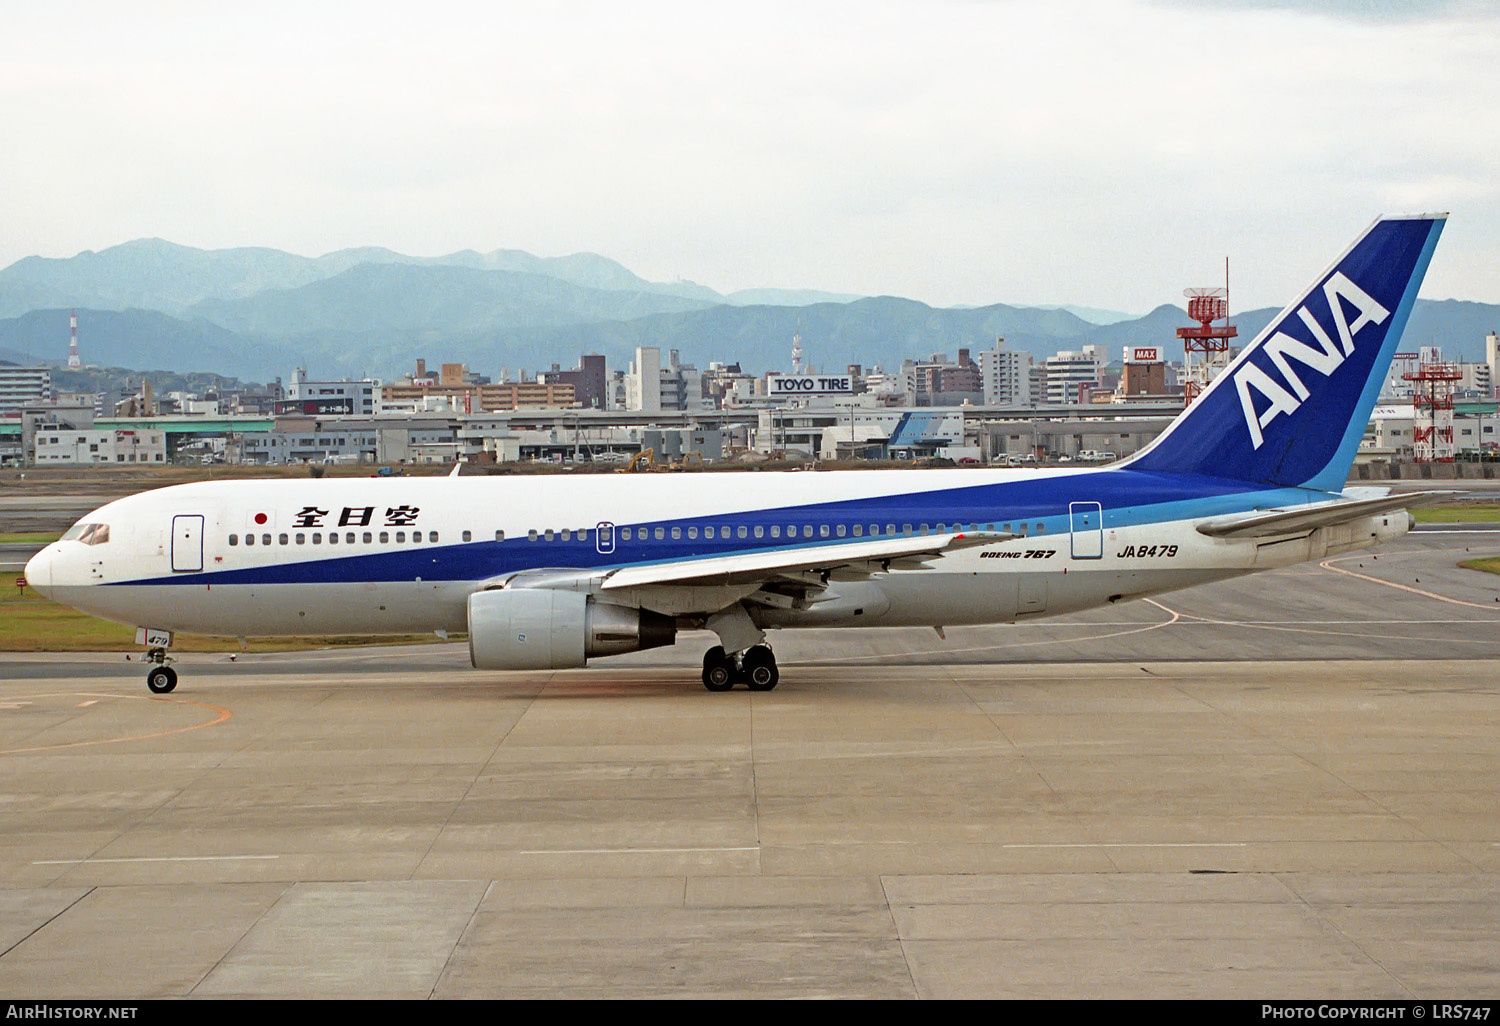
left=1176, top=259, right=1236, bottom=404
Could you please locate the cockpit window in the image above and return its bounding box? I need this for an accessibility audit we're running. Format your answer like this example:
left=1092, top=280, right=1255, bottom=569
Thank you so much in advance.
left=63, top=523, right=110, bottom=545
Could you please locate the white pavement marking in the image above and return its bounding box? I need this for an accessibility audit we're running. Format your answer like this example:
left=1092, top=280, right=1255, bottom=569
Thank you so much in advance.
left=511, top=846, right=761, bottom=855
left=33, top=855, right=281, bottom=865
left=999, top=843, right=1247, bottom=850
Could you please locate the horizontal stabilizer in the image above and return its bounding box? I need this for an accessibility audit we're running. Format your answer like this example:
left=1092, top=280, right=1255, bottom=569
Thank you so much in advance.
left=1194, top=491, right=1461, bottom=539
left=600, top=531, right=1009, bottom=590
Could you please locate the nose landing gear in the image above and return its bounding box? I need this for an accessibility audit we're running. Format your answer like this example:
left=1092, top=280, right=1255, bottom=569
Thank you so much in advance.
left=143, top=646, right=177, bottom=694
left=701, top=644, right=779, bottom=692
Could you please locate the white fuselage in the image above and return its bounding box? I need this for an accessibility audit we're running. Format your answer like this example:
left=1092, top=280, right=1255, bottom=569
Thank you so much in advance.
left=24, top=467, right=1407, bottom=645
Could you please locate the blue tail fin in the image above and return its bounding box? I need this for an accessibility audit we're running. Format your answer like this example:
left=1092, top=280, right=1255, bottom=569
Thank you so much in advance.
left=1125, top=214, right=1446, bottom=491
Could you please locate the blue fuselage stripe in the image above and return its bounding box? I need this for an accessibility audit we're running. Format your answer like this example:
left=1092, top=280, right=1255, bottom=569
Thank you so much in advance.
left=112, top=470, right=1317, bottom=587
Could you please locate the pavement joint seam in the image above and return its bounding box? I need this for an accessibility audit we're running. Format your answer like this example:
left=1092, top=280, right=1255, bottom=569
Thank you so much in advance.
left=410, top=672, right=547, bottom=880
left=1274, top=872, right=1418, bottom=1000
left=187, top=881, right=294, bottom=997
left=431, top=883, right=490, bottom=999
left=0, top=885, right=94, bottom=961
left=878, top=874, right=922, bottom=1000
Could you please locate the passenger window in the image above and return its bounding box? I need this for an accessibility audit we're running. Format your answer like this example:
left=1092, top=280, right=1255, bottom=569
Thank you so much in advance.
left=654, top=527, right=664, bottom=540
left=1019, top=523, right=1029, bottom=536
left=852, top=524, right=862, bottom=537
left=279, top=534, right=289, bottom=545
left=429, top=532, right=438, bottom=542
left=688, top=526, right=698, bottom=539
left=229, top=534, right=239, bottom=546
left=754, top=526, right=763, bottom=538
left=463, top=530, right=472, bottom=542
left=545, top=529, right=554, bottom=542
left=528, top=530, right=538, bottom=541
left=311, top=533, right=321, bottom=544
left=263, top=534, right=272, bottom=546
left=364, top=532, right=373, bottom=543
left=1036, top=523, right=1046, bottom=535
left=622, top=528, right=632, bottom=541
left=901, top=524, right=911, bottom=535
left=348, top=532, right=356, bottom=544
left=819, top=525, right=829, bottom=538
left=398, top=531, right=407, bottom=543
left=737, top=526, right=748, bottom=539
left=770, top=526, right=779, bottom=538
left=560, top=529, right=571, bottom=541
left=380, top=532, right=390, bottom=543
left=886, top=524, right=896, bottom=535
left=836, top=524, right=846, bottom=537
left=803, top=525, right=812, bottom=538
left=494, top=530, right=504, bottom=542
left=671, top=527, right=681, bottom=540
left=1002, top=523, right=1011, bottom=533
left=920, top=524, right=929, bottom=535
left=327, top=533, right=337, bottom=545
left=703, top=526, right=714, bottom=539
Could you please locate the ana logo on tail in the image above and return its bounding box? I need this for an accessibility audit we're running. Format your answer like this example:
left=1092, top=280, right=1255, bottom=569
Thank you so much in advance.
left=1233, top=272, right=1390, bottom=449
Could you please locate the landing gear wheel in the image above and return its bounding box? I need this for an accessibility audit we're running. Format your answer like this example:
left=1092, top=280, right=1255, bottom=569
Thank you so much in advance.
left=743, top=645, right=779, bottom=692
left=702, top=646, right=735, bottom=692
left=146, top=666, right=178, bottom=694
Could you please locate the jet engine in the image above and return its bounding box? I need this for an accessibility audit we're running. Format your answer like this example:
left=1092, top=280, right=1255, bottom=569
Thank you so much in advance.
left=467, top=588, right=676, bottom=670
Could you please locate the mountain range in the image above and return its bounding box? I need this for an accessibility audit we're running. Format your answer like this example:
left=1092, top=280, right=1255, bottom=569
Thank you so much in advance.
left=1, top=239, right=1494, bottom=383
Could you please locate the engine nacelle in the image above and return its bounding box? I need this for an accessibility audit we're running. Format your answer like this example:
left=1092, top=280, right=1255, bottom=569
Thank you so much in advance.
left=467, top=588, right=676, bottom=670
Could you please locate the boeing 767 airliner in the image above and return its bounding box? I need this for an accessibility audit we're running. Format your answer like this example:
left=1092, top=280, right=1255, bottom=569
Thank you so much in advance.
left=26, top=214, right=1447, bottom=693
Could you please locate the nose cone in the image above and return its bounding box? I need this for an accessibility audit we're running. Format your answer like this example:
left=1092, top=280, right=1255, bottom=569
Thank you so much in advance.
left=24, top=546, right=54, bottom=597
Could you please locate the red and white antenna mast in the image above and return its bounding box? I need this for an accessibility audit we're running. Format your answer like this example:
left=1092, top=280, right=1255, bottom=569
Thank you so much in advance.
left=67, top=310, right=82, bottom=370
left=1177, top=258, right=1236, bottom=405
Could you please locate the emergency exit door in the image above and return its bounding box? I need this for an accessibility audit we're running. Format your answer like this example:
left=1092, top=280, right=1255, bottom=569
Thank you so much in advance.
left=171, top=515, right=204, bottom=572
left=1069, top=502, right=1103, bottom=559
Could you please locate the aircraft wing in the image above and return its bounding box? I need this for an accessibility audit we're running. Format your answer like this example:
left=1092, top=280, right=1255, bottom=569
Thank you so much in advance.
left=598, top=530, right=1010, bottom=590
left=1194, top=491, right=1461, bottom=539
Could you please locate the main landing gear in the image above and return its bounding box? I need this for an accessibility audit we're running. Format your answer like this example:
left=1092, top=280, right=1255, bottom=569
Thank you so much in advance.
left=701, top=644, right=779, bottom=692
left=143, top=647, right=177, bottom=694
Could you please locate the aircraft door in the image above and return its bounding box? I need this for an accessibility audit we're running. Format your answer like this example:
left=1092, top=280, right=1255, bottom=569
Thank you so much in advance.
left=596, top=521, right=615, bottom=555
left=1069, top=502, right=1103, bottom=559
left=171, top=515, right=205, bottom=572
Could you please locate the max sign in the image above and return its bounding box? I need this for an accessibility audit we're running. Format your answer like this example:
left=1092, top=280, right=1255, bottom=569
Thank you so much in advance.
left=769, top=376, right=853, bottom=395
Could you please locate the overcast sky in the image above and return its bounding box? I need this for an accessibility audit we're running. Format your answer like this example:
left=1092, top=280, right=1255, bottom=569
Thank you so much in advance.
left=3, top=0, right=1496, bottom=313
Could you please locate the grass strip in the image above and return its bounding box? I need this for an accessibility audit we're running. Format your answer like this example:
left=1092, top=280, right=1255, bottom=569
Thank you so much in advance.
left=0, top=591, right=459, bottom=652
